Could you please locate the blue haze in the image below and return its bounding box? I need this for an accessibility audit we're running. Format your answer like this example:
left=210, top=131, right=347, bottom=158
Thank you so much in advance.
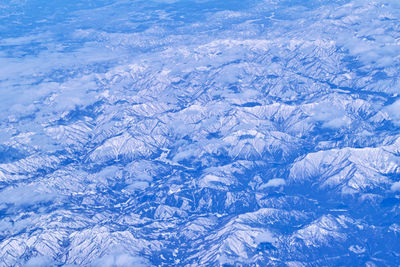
left=0, top=0, right=400, bottom=266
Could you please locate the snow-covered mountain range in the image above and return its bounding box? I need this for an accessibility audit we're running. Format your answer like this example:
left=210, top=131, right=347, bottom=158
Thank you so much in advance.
left=0, top=0, right=400, bottom=266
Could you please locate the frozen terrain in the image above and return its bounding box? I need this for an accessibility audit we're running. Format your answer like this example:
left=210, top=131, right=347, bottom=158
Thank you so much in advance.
left=1, top=0, right=400, bottom=266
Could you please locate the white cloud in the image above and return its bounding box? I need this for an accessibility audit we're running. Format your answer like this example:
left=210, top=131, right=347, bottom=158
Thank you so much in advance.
left=306, top=102, right=350, bottom=129
left=25, top=256, right=55, bottom=267
left=255, top=230, right=276, bottom=244
left=0, top=185, right=56, bottom=206
left=125, top=181, right=149, bottom=192
left=91, top=253, right=149, bottom=267
left=383, top=100, right=400, bottom=125
left=391, top=181, right=400, bottom=192
left=199, top=174, right=234, bottom=189
left=259, top=178, right=286, bottom=189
